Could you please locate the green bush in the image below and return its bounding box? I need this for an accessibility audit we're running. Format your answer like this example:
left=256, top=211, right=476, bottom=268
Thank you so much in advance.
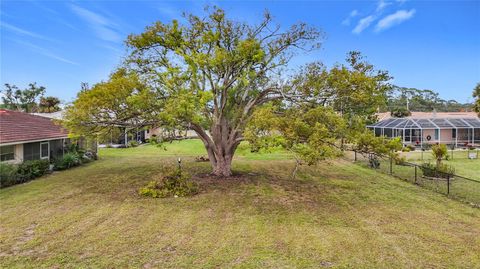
left=139, top=168, right=198, bottom=198
left=54, top=152, right=82, bottom=170
left=17, top=159, right=50, bottom=181
left=407, top=144, right=416, bottom=151
left=420, top=162, right=455, bottom=179
left=431, top=144, right=448, bottom=166
left=127, top=140, right=139, bottom=147
left=0, top=163, right=19, bottom=188
left=390, top=108, right=411, bottom=118
left=394, top=155, right=407, bottom=165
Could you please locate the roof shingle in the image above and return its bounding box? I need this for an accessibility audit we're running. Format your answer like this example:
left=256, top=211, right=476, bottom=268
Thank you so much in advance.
left=0, top=109, right=68, bottom=145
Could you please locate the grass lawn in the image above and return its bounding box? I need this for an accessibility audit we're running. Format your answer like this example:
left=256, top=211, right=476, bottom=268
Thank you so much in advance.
left=1, top=140, right=480, bottom=268
left=399, top=150, right=480, bottom=180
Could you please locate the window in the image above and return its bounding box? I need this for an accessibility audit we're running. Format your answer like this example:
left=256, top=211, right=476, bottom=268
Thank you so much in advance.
left=434, top=129, right=439, bottom=140
left=40, top=142, right=49, bottom=159
left=0, top=145, right=15, bottom=161
left=452, top=129, right=457, bottom=139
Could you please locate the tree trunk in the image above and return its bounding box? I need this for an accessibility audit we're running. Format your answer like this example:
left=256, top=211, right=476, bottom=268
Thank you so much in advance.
left=212, top=153, right=233, bottom=177
left=191, top=121, right=240, bottom=177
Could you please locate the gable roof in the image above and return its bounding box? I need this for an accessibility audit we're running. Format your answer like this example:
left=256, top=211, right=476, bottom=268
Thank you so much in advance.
left=0, top=109, right=68, bottom=145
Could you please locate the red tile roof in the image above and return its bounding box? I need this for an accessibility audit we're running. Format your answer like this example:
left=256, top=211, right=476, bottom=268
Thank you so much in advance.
left=0, top=109, right=68, bottom=145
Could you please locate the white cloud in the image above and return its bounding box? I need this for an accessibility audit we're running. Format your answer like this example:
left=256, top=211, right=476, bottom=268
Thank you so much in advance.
left=376, top=0, right=391, bottom=12
left=352, top=15, right=375, bottom=34
left=70, top=5, right=122, bottom=42
left=342, top=9, right=359, bottom=26
left=375, top=9, right=416, bottom=32
left=12, top=39, right=79, bottom=65
left=0, top=22, right=53, bottom=41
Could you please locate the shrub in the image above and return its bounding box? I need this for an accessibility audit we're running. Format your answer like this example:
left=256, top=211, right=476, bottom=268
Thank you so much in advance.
left=139, top=168, right=198, bottom=198
left=394, top=155, right=407, bottom=165
left=420, top=162, right=455, bottom=179
left=406, top=144, right=416, bottom=151
left=127, top=140, right=139, bottom=148
left=54, top=152, right=81, bottom=170
left=431, top=144, right=448, bottom=167
left=0, top=163, right=19, bottom=188
left=402, top=147, right=411, bottom=152
left=391, top=108, right=411, bottom=118
left=17, top=159, right=50, bottom=181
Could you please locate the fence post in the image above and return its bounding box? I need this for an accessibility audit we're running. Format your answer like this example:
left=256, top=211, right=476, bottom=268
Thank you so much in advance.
left=447, top=174, right=450, bottom=195
left=414, top=165, right=417, bottom=184
left=390, top=155, right=393, bottom=175
left=354, top=151, right=357, bottom=162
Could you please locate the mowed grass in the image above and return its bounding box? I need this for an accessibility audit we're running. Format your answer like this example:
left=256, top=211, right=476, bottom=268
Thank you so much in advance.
left=399, top=150, right=480, bottom=180
left=1, top=140, right=480, bottom=268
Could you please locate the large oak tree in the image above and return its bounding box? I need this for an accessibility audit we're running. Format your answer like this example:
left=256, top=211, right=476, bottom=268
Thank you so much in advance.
left=118, top=7, right=321, bottom=176
left=65, top=8, right=397, bottom=177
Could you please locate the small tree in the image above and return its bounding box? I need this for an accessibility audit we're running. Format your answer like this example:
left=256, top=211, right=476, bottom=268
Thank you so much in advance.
left=1, top=83, right=46, bottom=112
left=39, top=96, right=61, bottom=112
left=390, top=107, right=411, bottom=118
left=431, top=144, right=448, bottom=167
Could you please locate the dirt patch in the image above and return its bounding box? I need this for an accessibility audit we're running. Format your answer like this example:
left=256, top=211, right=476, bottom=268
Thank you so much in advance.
left=1, top=223, right=39, bottom=257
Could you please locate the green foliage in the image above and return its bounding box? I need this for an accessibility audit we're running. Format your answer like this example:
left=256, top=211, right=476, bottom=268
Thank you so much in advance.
left=66, top=7, right=322, bottom=176
left=387, top=86, right=472, bottom=113
left=391, top=107, right=411, bottom=118
left=352, top=132, right=402, bottom=156
left=54, top=152, right=82, bottom=170
left=431, top=144, right=448, bottom=166
left=17, top=159, right=50, bottom=181
left=39, top=96, right=61, bottom=112
left=1, top=159, right=51, bottom=188
left=420, top=162, right=455, bottom=178
left=394, top=155, right=407, bottom=165
left=1, top=83, right=46, bottom=112
left=0, top=163, right=19, bottom=188
left=291, top=52, right=392, bottom=123
left=127, top=140, right=139, bottom=148
left=63, top=69, right=159, bottom=138
left=139, top=168, right=198, bottom=198
left=245, top=105, right=346, bottom=164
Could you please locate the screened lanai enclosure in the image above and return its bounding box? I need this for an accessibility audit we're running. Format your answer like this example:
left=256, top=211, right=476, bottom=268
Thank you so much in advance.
left=367, top=117, right=480, bottom=148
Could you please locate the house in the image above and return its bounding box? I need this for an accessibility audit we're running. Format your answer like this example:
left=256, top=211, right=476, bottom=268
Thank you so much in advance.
left=0, top=109, right=70, bottom=163
left=367, top=111, right=480, bottom=147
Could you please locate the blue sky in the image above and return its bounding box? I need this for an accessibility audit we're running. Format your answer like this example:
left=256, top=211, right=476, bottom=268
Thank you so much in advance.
left=1, top=0, right=479, bottom=104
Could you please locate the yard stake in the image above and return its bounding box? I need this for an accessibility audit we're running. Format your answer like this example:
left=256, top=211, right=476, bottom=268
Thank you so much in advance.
left=389, top=156, right=393, bottom=174
left=447, top=175, right=450, bottom=195
left=414, top=165, right=417, bottom=184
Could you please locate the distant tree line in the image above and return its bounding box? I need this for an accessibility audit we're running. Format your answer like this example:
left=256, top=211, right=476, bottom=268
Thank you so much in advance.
left=385, top=86, right=474, bottom=115
left=1, top=83, right=61, bottom=113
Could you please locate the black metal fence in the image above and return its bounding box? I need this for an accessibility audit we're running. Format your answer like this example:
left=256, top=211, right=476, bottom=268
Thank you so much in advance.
left=346, top=151, right=480, bottom=207
left=397, top=148, right=479, bottom=162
